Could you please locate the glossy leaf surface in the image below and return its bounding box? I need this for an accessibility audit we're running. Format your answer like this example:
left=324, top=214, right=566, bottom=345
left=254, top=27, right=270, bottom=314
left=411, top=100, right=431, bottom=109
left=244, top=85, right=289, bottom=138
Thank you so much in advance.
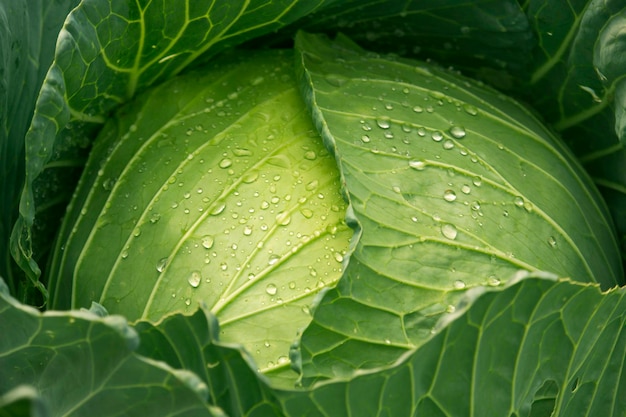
left=47, top=49, right=352, bottom=383
left=0, top=279, right=223, bottom=417
left=292, top=31, right=623, bottom=383
left=10, top=0, right=335, bottom=295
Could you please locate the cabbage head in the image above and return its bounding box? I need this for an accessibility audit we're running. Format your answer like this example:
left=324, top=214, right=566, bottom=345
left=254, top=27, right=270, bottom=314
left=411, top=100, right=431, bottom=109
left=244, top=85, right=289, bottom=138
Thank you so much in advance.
left=46, top=33, right=623, bottom=382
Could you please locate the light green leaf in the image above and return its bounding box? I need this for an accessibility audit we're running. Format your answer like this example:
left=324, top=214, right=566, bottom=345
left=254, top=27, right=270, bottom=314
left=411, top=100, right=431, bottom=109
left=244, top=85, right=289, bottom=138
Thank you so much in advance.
left=293, top=31, right=622, bottom=383
left=0, top=279, right=224, bottom=417
left=277, top=274, right=626, bottom=417
left=46, top=49, right=352, bottom=385
left=10, top=0, right=333, bottom=297
left=0, top=0, right=80, bottom=301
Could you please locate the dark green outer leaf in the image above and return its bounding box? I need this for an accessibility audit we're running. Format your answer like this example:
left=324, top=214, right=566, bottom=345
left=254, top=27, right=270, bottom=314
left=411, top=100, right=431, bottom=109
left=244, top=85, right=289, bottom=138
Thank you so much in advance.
left=0, top=279, right=225, bottom=417
left=10, top=0, right=334, bottom=297
left=292, top=31, right=622, bottom=383
left=0, top=0, right=80, bottom=301
left=277, top=275, right=626, bottom=417
left=253, top=0, right=534, bottom=82
left=135, top=308, right=287, bottom=416
left=520, top=0, right=626, bottom=260
left=0, top=386, right=48, bottom=417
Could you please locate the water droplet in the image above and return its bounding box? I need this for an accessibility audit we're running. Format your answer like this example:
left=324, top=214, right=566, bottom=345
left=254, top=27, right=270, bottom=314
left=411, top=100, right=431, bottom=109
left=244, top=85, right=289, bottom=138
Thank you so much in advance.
left=463, top=104, right=478, bottom=116
left=150, top=213, right=161, bottom=224
left=325, top=74, right=348, bottom=87
left=472, top=176, right=482, bottom=186
left=443, top=190, right=457, bottom=202
left=242, top=170, right=259, bottom=183
left=268, top=254, right=281, bottom=266
left=306, top=180, right=319, bottom=191
left=449, top=126, right=466, bottom=139
left=361, top=134, right=371, bottom=143
left=441, top=224, right=458, bottom=240
left=201, top=235, right=214, bottom=249
left=276, top=212, right=291, bottom=225
left=514, top=196, right=525, bottom=207
left=376, top=118, right=391, bottom=129
left=265, top=283, right=278, bottom=295
left=233, top=147, right=252, bottom=157
left=243, top=225, right=253, bottom=236
left=461, top=185, right=471, bottom=194
left=470, top=201, right=481, bottom=211
left=132, top=227, right=141, bottom=237
left=413, top=105, right=424, bottom=113
left=453, top=280, right=466, bottom=289
left=300, top=208, right=313, bottom=218
left=288, top=281, right=296, bottom=289
left=219, top=158, right=232, bottom=169
left=409, top=159, right=426, bottom=170
left=487, top=277, right=501, bottom=286
left=185, top=298, right=192, bottom=306
left=431, top=131, right=443, bottom=142
left=156, top=257, right=168, bottom=273
left=548, top=236, right=557, bottom=247
left=304, top=150, right=317, bottom=160
left=211, top=202, right=226, bottom=215
left=333, top=252, right=344, bottom=263
left=446, top=305, right=456, bottom=313
left=442, top=139, right=454, bottom=150
left=188, top=271, right=201, bottom=288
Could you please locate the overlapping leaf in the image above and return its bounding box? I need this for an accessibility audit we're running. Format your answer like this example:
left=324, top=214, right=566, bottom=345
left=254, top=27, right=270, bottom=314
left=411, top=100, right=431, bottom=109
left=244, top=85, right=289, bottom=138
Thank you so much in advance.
left=135, top=309, right=286, bottom=416
left=10, top=0, right=335, bottom=297
left=0, top=279, right=224, bottom=417
left=278, top=274, right=626, bottom=417
left=292, top=32, right=623, bottom=383
left=519, top=0, right=626, bottom=258
left=0, top=0, right=80, bottom=301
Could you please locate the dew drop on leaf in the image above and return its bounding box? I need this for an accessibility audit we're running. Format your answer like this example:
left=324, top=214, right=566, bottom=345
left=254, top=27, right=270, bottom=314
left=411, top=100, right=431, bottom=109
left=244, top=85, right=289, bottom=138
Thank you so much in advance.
left=265, top=283, right=278, bottom=295
left=268, top=254, right=281, bottom=266
left=441, top=223, right=458, bottom=240
left=463, top=103, right=478, bottom=116
left=156, top=257, right=168, bottom=273
left=187, top=271, right=201, bottom=288
left=219, top=158, right=232, bottom=168
left=443, top=190, right=457, bottom=202
left=453, top=279, right=466, bottom=289
left=431, top=131, right=443, bottom=142
left=210, top=202, right=226, bottom=215
left=449, top=125, right=466, bottom=139
left=201, top=235, right=214, bottom=249
left=376, top=118, right=391, bottom=129
left=409, top=159, right=426, bottom=170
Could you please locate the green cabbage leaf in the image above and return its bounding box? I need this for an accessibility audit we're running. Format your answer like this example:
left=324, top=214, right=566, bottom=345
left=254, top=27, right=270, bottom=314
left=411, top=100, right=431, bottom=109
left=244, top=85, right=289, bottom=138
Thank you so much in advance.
left=292, top=31, right=623, bottom=383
